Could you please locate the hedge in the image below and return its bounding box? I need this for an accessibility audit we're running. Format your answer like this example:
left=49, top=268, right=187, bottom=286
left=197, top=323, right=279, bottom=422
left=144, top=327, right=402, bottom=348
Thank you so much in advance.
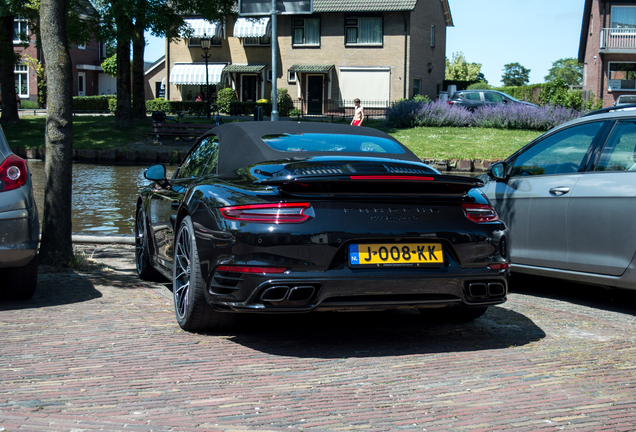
left=73, top=95, right=116, bottom=111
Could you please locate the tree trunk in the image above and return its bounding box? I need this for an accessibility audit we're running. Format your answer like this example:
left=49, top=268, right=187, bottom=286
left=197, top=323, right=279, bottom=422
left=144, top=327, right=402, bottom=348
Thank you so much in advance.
left=0, top=14, right=20, bottom=124
left=131, top=4, right=146, bottom=120
left=115, top=17, right=132, bottom=129
left=38, top=0, right=74, bottom=265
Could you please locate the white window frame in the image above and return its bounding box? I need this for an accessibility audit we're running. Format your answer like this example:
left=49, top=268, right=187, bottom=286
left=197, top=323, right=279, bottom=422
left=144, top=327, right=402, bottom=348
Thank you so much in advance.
left=13, top=17, right=28, bottom=43
left=611, top=5, right=636, bottom=29
left=345, top=17, right=383, bottom=47
left=15, top=64, right=29, bottom=98
left=243, top=35, right=271, bottom=46
left=608, top=61, right=636, bottom=91
left=292, top=18, right=320, bottom=47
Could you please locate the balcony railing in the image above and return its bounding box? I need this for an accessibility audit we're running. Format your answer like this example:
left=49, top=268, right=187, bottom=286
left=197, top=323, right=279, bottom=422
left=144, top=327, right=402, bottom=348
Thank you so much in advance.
left=600, top=28, right=636, bottom=50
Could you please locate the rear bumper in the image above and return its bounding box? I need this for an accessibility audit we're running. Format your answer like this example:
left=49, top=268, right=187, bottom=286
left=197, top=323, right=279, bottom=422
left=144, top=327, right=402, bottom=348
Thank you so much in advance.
left=0, top=207, right=39, bottom=268
left=207, top=269, right=508, bottom=313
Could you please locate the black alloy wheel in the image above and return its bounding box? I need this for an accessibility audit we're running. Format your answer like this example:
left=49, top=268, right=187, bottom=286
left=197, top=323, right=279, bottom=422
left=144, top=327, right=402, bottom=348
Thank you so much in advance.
left=135, top=207, right=161, bottom=281
left=173, top=215, right=235, bottom=331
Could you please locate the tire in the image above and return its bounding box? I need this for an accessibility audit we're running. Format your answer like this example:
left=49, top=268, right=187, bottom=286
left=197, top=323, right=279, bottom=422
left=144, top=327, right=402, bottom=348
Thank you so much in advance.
left=419, top=305, right=488, bottom=323
left=0, top=255, right=38, bottom=300
left=135, top=207, right=162, bottom=281
left=173, top=215, right=236, bottom=332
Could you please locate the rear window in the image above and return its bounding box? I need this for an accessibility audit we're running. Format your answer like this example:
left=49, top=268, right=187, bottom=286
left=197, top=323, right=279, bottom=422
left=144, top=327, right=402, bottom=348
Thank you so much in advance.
left=261, top=133, right=406, bottom=154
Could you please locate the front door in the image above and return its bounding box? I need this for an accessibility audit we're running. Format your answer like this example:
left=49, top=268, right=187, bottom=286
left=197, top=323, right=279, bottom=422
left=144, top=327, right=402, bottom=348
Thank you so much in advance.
left=242, top=76, right=257, bottom=101
left=78, top=72, right=86, bottom=96
left=307, top=76, right=323, bottom=115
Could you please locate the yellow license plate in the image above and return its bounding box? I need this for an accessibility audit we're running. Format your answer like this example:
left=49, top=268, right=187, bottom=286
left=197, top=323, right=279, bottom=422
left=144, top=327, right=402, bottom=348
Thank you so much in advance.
left=349, top=243, right=444, bottom=266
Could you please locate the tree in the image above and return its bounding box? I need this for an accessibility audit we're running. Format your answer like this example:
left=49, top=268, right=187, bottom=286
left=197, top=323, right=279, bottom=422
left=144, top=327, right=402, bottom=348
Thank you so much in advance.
left=445, top=52, right=484, bottom=82
left=545, top=58, right=583, bottom=86
left=501, top=62, right=531, bottom=86
left=39, top=0, right=74, bottom=265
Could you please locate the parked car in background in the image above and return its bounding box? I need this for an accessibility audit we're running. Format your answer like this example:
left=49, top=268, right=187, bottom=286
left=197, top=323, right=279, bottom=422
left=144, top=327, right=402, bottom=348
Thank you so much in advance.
left=480, top=106, right=636, bottom=290
left=136, top=122, right=510, bottom=331
left=448, top=90, right=538, bottom=111
left=0, top=125, right=39, bottom=300
left=614, top=94, right=636, bottom=106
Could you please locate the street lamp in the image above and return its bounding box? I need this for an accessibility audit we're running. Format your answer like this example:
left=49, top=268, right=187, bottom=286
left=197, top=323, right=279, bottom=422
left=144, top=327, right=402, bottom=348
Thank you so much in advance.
left=201, top=33, right=212, bottom=119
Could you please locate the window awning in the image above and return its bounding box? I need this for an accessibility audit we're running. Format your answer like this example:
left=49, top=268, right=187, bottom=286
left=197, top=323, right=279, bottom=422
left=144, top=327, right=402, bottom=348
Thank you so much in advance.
left=233, top=17, right=271, bottom=38
left=183, top=18, right=222, bottom=38
left=223, top=64, right=267, bottom=73
left=289, top=64, right=334, bottom=73
left=169, top=63, right=226, bottom=85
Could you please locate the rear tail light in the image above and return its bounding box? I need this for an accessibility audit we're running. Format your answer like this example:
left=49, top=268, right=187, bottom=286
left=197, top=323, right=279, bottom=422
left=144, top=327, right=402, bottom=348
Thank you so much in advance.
left=462, top=204, right=499, bottom=223
left=488, top=263, right=511, bottom=270
left=0, top=155, right=29, bottom=192
left=216, top=265, right=287, bottom=274
left=220, top=202, right=311, bottom=224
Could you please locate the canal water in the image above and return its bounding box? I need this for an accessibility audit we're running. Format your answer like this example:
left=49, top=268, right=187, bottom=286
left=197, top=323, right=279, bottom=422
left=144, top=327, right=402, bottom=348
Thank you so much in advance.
left=29, top=161, right=160, bottom=236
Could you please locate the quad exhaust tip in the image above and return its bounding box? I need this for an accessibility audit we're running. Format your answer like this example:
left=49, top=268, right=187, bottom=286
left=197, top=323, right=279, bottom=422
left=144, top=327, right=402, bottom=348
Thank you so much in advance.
left=260, top=285, right=316, bottom=303
left=468, top=282, right=505, bottom=298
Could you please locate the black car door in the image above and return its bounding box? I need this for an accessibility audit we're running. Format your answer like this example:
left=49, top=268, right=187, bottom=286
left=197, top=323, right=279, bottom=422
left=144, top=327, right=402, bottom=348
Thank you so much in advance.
left=150, top=134, right=221, bottom=271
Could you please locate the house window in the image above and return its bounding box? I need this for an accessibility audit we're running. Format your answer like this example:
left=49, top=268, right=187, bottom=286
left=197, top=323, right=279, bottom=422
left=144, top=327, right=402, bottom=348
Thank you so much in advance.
left=244, top=35, right=271, bottom=46
left=267, top=69, right=272, bottom=82
left=189, top=37, right=222, bottom=47
left=292, top=18, right=320, bottom=46
left=430, top=25, right=435, bottom=47
left=413, top=79, right=421, bottom=97
left=345, top=17, right=382, bottom=46
left=611, top=6, right=636, bottom=29
left=608, top=62, right=636, bottom=91
left=13, top=17, right=28, bottom=43
left=288, top=70, right=297, bottom=83
left=15, top=64, right=28, bottom=97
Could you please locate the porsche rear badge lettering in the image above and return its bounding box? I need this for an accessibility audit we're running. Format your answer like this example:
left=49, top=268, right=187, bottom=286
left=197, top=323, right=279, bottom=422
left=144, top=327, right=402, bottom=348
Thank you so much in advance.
left=344, top=208, right=439, bottom=214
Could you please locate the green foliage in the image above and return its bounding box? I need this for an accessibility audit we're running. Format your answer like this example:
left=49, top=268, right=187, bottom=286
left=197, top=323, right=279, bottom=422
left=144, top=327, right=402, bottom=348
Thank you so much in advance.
left=445, top=52, right=483, bottom=81
left=217, top=88, right=236, bottom=113
left=545, top=58, right=583, bottom=86
left=73, top=95, right=116, bottom=111
left=21, top=55, right=46, bottom=107
left=101, top=55, right=117, bottom=77
left=467, top=82, right=491, bottom=90
left=145, top=98, right=171, bottom=113
left=538, top=78, right=601, bottom=111
left=289, top=108, right=302, bottom=117
left=276, top=87, right=293, bottom=116
left=20, top=100, right=38, bottom=109
left=502, top=62, right=531, bottom=87
left=412, top=94, right=431, bottom=103
left=492, top=85, right=542, bottom=105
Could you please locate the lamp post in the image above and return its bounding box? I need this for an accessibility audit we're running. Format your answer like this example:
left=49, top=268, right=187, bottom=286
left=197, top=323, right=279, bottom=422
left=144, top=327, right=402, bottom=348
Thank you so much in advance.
left=200, top=34, right=212, bottom=119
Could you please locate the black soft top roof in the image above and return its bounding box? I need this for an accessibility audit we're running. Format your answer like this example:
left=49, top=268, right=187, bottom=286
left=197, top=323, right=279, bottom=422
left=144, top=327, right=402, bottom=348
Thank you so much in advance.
left=205, top=121, right=421, bottom=176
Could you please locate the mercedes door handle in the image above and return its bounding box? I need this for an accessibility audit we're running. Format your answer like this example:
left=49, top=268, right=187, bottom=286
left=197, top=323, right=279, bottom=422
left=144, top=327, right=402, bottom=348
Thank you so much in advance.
left=549, top=187, right=571, bottom=196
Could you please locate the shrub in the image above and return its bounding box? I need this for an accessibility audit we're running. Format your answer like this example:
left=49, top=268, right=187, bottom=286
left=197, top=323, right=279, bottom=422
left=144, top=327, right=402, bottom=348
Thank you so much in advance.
left=467, top=82, right=491, bottom=90
left=20, top=100, right=39, bottom=109
left=412, top=94, right=431, bottom=103
left=289, top=108, right=302, bottom=118
left=217, top=88, right=237, bottom=113
left=146, top=98, right=171, bottom=113
left=385, top=99, right=421, bottom=128
left=276, top=87, right=293, bottom=117
left=472, top=103, right=581, bottom=131
left=413, top=100, right=473, bottom=127
left=73, top=95, right=116, bottom=111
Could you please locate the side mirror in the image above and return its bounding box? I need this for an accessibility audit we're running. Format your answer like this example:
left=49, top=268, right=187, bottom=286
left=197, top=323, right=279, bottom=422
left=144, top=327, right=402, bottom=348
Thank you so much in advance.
left=488, top=161, right=508, bottom=181
left=145, top=164, right=166, bottom=181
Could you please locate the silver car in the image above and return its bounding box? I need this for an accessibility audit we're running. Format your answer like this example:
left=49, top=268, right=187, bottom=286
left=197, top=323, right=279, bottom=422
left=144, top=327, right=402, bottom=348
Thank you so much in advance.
left=481, top=108, right=636, bottom=290
left=0, top=125, right=39, bottom=299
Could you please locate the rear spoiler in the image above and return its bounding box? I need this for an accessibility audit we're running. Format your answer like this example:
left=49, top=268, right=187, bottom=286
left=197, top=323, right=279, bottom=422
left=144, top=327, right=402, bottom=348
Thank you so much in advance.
left=255, top=174, right=484, bottom=196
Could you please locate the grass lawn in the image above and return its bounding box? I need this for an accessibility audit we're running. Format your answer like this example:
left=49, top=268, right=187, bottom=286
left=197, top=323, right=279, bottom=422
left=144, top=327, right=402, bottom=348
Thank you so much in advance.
left=2, top=115, right=544, bottom=160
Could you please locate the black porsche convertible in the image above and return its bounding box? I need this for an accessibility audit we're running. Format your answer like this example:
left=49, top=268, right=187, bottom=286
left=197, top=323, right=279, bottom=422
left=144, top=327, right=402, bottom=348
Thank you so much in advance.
left=136, top=122, right=509, bottom=331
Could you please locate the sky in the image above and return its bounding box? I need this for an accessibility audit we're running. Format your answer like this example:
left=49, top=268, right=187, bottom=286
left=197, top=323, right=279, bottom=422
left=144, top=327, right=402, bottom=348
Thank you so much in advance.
left=143, top=0, right=586, bottom=86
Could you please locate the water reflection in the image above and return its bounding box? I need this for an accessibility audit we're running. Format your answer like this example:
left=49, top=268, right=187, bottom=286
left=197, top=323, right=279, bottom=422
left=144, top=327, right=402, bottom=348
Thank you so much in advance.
left=29, top=161, right=152, bottom=235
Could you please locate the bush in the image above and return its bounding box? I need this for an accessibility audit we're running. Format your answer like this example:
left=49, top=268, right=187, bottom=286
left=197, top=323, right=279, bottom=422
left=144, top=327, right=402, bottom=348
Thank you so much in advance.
left=217, top=88, right=236, bottom=114
left=412, top=94, right=431, bottom=103
left=492, top=85, right=542, bottom=105
left=276, top=87, right=293, bottom=117
left=73, top=95, right=115, bottom=111
left=146, top=98, right=171, bottom=113
left=472, top=103, right=581, bottom=131
left=20, top=100, right=39, bottom=109
left=467, top=82, right=491, bottom=90
left=386, top=99, right=421, bottom=128
left=413, top=100, right=473, bottom=127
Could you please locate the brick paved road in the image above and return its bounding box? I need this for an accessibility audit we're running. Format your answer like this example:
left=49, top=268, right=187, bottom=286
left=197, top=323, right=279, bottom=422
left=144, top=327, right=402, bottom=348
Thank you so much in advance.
left=1, top=244, right=636, bottom=431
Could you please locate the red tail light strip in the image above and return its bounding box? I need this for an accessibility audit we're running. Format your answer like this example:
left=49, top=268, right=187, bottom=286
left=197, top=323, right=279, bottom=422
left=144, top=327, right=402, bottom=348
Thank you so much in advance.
left=349, top=175, right=434, bottom=181
left=0, top=155, right=29, bottom=192
left=220, top=202, right=311, bottom=224
left=461, top=204, right=500, bottom=223
left=488, top=263, right=511, bottom=270
left=216, top=265, right=287, bottom=274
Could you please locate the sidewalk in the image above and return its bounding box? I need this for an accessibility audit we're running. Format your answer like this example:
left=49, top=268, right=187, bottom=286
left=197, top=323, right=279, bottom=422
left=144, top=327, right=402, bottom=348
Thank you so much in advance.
left=1, top=244, right=636, bottom=431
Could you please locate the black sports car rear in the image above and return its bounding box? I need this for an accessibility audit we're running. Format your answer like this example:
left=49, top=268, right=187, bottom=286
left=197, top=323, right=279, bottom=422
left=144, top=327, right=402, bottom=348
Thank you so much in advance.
left=136, top=122, right=509, bottom=331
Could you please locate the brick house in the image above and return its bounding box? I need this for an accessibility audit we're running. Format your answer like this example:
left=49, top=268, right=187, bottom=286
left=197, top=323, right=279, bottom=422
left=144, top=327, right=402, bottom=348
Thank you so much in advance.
left=579, top=0, right=636, bottom=107
left=162, top=0, right=453, bottom=113
left=12, top=2, right=110, bottom=106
